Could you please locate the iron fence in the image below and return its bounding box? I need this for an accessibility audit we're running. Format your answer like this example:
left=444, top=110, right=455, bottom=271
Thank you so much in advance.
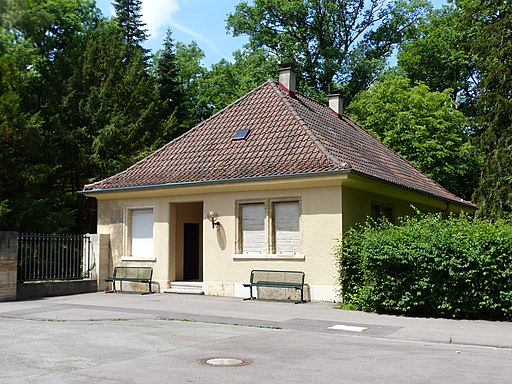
left=17, top=234, right=92, bottom=282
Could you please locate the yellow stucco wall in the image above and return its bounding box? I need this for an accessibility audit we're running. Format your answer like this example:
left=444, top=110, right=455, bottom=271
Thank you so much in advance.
left=202, top=186, right=342, bottom=301
left=95, top=182, right=343, bottom=301
left=341, top=186, right=437, bottom=232
left=92, top=173, right=469, bottom=301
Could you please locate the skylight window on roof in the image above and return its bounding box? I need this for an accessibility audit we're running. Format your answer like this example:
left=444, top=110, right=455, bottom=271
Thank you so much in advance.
left=232, top=129, right=250, bottom=141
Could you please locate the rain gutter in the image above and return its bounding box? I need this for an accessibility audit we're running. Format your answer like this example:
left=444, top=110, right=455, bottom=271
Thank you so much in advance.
left=78, top=169, right=352, bottom=195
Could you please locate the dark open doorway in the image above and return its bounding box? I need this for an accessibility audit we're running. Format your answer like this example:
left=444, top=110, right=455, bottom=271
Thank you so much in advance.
left=183, top=223, right=200, bottom=281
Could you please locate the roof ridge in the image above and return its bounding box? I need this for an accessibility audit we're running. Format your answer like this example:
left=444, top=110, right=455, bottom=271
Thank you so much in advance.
left=269, top=81, right=350, bottom=170
left=82, top=78, right=474, bottom=209
left=276, top=84, right=473, bottom=207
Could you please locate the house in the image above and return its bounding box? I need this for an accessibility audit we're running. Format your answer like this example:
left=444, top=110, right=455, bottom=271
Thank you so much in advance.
left=82, top=64, right=475, bottom=302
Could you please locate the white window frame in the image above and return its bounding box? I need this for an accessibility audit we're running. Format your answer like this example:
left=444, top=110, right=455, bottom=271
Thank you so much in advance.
left=234, top=198, right=304, bottom=260
left=124, top=206, right=156, bottom=261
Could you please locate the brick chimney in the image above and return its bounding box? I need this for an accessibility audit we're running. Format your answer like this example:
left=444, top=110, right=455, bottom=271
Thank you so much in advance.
left=328, top=91, right=344, bottom=117
left=278, top=63, right=296, bottom=95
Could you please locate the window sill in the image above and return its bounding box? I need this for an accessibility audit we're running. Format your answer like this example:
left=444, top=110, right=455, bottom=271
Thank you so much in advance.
left=232, top=253, right=305, bottom=261
left=121, top=256, right=157, bottom=262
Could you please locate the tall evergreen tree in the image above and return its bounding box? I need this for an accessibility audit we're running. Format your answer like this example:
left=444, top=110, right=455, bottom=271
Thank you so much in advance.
left=112, top=0, right=148, bottom=53
left=461, top=0, right=512, bottom=219
left=0, top=0, right=102, bottom=232
left=0, top=0, right=164, bottom=233
left=174, top=41, right=208, bottom=128
left=154, top=29, right=186, bottom=139
left=80, top=18, right=164, bottom=177
left=0, top=7, right=45, bottom=230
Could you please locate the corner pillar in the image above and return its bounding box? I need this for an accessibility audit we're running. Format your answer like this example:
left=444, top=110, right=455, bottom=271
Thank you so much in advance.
left=89, top=233, right=111, bottom=291
left=0, top=231, right=18, bottom=301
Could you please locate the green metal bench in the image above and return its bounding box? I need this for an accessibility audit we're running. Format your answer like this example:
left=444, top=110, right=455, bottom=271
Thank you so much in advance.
left=243, top=269, right=306, bottom=304
left=105, top=266, right=153, bottom=294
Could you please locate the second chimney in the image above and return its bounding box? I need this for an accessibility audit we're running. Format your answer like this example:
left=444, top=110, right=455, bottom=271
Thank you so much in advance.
left=328, top=91, right=344, bottom=117
left=278, top=63, right=296, bottom=95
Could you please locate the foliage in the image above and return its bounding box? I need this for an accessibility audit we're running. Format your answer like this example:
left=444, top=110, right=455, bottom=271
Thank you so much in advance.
left=0, top=0, right=175, bottom=233
left=197, top=48, right=277, bottom=114
left=459, top=0, right=512, bottom=220
left=397, top=5, right=478, bottom=118
left=172, top=40, right=208, bottom=128
left=348, top=75, right=481, bottom=199
left=393, top=0, right=512, bottom=218
left=113, top=0, right=148, bottom=51
left=337, top=212, right=512, bottom=320
left=0, top=0, right=102, bottom=232
left=154, top=29, right=186, bottom=137
left=1, top=0, right=510, bottom=233
left=227, top=0, right=431, bottom=101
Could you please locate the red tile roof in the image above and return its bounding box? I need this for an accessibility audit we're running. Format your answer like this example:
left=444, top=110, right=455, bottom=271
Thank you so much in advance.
left=83, top=81, right=473, bottom=207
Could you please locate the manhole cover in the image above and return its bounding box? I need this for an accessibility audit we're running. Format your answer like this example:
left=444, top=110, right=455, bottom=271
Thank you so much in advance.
left=199, top=357, right=251, bottom=367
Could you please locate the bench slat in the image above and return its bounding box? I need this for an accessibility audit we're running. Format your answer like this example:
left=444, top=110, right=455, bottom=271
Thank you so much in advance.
left=105, top=266, right=153, bottom=294
left=244, top=269, right=305, bottom=303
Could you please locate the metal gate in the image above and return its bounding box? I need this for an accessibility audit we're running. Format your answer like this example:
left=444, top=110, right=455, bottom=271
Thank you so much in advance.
left=17, top=234, right=92, bottom=282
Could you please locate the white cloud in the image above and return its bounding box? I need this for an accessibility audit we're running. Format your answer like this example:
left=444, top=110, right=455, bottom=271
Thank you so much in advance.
left=168, top=19, right=216, bottom=50
left=141, top=0, right=180, bottom=39
left=139, top=0, right=217, bottom=54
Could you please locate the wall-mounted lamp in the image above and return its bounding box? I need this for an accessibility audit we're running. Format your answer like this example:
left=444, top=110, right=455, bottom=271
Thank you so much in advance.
left=207, top=211, right=220, bottom=229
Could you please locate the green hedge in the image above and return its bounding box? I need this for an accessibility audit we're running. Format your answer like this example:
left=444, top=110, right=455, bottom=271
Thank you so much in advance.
left=336, top=212, right=512, bottom=320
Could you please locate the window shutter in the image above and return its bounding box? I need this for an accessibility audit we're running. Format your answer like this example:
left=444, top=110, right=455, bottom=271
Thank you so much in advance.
left=274, top=201, right=300, bottom=253
left=131, top=209, right=154, bottom=257
left=242, top=203, right=265, bottom=253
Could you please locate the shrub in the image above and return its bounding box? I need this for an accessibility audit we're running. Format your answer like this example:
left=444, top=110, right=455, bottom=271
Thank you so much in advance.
left=336, top=212, right=512, bottom=320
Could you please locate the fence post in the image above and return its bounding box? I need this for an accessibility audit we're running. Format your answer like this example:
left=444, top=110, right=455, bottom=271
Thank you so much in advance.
left=0, top=231, right=18, bottom=302
left=88, top=233, right=111, bottom=291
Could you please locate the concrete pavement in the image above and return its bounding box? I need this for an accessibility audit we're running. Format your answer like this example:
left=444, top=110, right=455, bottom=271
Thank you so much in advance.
left=1, top=293, right=511, bottom=383
left=2, top=292, right=511, bottom=348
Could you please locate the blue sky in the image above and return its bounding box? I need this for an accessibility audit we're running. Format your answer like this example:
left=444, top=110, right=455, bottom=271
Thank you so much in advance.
left=95, top=0, right=248, bottom=67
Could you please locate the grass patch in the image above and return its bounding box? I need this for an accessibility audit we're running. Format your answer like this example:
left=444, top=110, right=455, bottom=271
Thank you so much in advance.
left=158, top=317, right=282, bottom=329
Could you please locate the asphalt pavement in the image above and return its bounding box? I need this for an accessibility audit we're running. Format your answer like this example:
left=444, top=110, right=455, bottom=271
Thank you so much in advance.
left=1, top=292, right=511, bottom=383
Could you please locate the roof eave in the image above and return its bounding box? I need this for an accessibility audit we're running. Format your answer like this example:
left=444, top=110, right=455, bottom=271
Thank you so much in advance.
left=348, top=170, right=476, bottom=210
left=79, top=169, right=352, bottom=196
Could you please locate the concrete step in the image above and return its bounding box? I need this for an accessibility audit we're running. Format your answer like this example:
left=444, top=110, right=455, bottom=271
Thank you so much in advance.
left=164, top=281, right=204, bottom=295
